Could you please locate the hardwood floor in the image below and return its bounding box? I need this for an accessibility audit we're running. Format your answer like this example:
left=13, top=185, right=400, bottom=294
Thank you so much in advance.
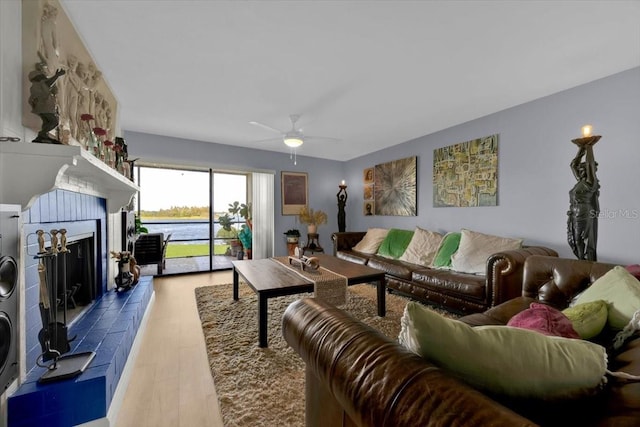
left=115, top=271, right=233, bottom=427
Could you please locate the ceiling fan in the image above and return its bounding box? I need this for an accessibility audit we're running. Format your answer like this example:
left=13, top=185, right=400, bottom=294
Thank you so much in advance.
left=249, top=114, right=340, bottom=164
left=249, top=114, right=340, bottom=148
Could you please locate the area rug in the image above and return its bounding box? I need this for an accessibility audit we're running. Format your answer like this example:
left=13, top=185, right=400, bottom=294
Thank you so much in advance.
left=194, top=283, right=456, bottom=426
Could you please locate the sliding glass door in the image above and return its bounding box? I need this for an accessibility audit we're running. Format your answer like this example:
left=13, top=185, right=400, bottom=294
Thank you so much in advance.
left=212, top=172, right=248, bottom=264
left=134, top=165, right=248, bottom=275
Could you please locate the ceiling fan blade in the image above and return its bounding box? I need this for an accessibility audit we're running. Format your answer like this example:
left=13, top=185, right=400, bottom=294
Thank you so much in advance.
left=249, top=121, right=283, bottom=134
left=252, top=137, right=283, bottom=144
left=304, top=135, right=342, bottom=143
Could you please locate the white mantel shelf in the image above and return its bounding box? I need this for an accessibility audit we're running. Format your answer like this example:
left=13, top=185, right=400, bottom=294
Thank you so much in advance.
left=0, top=141, right=139, bottom=213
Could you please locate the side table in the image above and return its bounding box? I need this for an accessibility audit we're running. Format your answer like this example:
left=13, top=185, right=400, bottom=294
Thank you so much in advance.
left=302, top=233, right=324, bottom=255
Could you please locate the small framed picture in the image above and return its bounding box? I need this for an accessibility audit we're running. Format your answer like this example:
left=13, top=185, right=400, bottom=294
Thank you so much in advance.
left=363, top=184, right=373, bottom=201
left=363, top=201, right=374, bottom=216
left=281, top=171, right=308, bottom=215
left=363, top=167, right=374, bottom=183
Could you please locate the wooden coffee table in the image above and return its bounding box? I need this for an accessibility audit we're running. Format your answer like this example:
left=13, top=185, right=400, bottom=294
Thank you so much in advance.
left=232, top=254, right=386, bottom=347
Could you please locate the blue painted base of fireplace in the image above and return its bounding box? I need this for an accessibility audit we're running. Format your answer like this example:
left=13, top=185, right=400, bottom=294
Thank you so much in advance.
left=8, top=276, right=154, bottom=427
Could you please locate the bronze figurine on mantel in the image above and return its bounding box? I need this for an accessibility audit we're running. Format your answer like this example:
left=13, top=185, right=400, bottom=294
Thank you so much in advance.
left=28, top=60, right=65, bottom=144
left=567, top=125, right=601, bottom=261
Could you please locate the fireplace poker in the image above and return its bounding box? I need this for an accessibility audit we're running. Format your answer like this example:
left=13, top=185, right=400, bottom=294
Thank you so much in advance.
left=59, top=229, right=68, bottom=325
left=36, top=249, right=60, bottom=368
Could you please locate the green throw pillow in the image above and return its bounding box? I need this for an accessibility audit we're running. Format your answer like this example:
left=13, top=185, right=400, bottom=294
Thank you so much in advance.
left=574, top=266, right=640, bottom=330
left=398, top=302, right=607, bottom=399
left=376, top=228, right=414, bottom=259
left=563, top=300, right=609, bottom=340
left=430, top=231, right=461, bottom=268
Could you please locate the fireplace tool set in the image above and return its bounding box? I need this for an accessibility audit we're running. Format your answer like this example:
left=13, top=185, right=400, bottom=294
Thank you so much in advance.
left=30, top=229, right=95, bottom=383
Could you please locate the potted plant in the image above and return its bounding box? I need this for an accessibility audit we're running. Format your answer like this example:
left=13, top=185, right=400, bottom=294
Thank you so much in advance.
left=135, top=214, right=148, bottom=234
left=284, top=229, right=301, bottom=243
left=239, top=202, right=252, bottom=229
left=228, top=201, right=252, bottom=259
left=217, top=212, right=242, bottom=257
left=238, top=224, right=252, bottom=259
left=298, top=207, right=328, bottom=234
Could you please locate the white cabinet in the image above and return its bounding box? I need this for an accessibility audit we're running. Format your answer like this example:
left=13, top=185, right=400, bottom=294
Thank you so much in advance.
left=0, top=0, right=24, bottom=142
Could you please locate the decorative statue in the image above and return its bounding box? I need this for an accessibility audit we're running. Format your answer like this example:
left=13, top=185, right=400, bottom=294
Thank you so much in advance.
left=28, top=61, right=65, bottom=143
left=567, top=141, right=600, bottom=261
left=337, top=184, right=348, bottom=232
left=64, top=55, right=83, bottom=140
left=38, top=3, right=60, bottom=72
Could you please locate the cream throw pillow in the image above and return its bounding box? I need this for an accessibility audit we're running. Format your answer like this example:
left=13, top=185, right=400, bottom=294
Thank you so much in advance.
left=399, top=302, right=608, bottom=399
left=574, top=266, right=640, bottom=330
left=399, top=227, right=443, bottom=266
left=352, top=228, right=389, bottom=254
left=450, top=229, right=523, bottom=274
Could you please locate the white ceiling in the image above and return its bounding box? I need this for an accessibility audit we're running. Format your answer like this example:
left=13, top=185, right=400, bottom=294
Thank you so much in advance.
left=60, top=0, right=640, bottom=161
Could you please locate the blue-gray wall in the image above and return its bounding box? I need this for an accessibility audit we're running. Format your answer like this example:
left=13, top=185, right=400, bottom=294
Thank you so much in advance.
left=125, top=67, right=640, bottom=263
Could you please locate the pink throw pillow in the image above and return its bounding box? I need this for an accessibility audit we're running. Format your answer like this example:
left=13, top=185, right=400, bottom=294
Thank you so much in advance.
left=625, top=264, right=640, bottom=280
left=507, top=303, right=580, bottom=339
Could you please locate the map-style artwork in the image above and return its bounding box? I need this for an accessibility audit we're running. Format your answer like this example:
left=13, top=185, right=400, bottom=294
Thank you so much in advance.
left=433, top=134, right=498, bottom=207
left=374, top=156, right=417, bottom=216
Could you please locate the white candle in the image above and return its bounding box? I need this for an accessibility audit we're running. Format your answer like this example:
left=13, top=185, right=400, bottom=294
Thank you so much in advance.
left=581, top=125, right=593, bottom=137
left=341, top=180, right=345, bottom=186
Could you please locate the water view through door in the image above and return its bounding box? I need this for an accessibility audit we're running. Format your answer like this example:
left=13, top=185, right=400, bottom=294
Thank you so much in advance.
left=135, top=166, right=248, bottom=274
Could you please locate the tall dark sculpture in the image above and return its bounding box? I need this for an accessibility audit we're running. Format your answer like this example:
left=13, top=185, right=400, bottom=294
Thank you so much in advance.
left=337, top=182, right=348, bottom=232
left=28, top=60, right=66, bottom=143
left=567, top=128, right=601, bottom=261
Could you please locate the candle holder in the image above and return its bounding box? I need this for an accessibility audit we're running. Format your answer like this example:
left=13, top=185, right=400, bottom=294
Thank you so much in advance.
left=337, top=184, right=348, bottom=233
left=567, top=129, right=601, bottom=261
left=571, top=135, right=601, bottom=147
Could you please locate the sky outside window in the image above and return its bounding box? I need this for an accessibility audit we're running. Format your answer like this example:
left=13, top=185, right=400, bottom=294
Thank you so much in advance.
left=138, top=167, right=246, bottom=215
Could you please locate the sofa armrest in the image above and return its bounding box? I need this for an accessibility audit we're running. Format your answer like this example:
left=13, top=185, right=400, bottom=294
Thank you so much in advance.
left=521, top=255, right=617, bottom=308
left=331, top=231, right=367, bottom=255
left=486, top=246, right=559, bottom=307
left=282, top=298, right=535, bottom=427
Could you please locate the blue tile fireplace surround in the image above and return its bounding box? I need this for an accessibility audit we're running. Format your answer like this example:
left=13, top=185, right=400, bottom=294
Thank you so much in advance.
left=8, top=278, right=152, bottom=427
left=7, top=190, right=154, bottom=426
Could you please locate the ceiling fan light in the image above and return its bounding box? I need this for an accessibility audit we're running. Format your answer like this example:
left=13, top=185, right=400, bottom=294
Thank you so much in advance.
left=284, top=136, right=303, bottom=147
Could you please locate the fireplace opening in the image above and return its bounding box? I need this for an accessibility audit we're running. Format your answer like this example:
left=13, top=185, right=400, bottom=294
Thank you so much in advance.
left=47, top=234, right=96, bottom=325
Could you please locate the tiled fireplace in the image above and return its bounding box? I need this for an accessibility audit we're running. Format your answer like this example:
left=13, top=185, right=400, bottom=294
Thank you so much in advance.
left=21, top=190, right=107, bottom=374
left=0, top=143, right=150, bottom=427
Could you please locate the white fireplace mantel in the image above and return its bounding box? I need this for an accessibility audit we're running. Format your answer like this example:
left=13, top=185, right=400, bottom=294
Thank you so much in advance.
left=0, top=142, right=139, bottom=213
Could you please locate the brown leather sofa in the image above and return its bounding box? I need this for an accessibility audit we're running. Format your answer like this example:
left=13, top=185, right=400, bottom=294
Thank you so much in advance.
left=332, top=231, right=558, bottom=314
left=282, top=255, right=640, bottom=426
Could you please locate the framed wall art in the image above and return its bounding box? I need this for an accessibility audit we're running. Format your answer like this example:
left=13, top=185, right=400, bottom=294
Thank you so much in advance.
left=363, top=167, right=374, bottom=183
left=281, top=171, right=308, bottom=215
left=433, top=134, right=498, bottom=207
left=364, top=201, right=374, bottom=216
left=363, top=167, right=375, bottom=215
left=374, top=156, right=417, bottom=216
left=363, top=184, right=373, bottom=201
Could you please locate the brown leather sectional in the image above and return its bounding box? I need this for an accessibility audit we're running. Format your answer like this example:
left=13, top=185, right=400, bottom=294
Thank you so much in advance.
left=332, top=231, right=558, bottom=314
left=283, top=255, right=640, bottom=426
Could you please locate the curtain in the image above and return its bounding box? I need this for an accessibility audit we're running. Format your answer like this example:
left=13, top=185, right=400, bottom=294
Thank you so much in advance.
left=251, top=172, right=275, bottom=259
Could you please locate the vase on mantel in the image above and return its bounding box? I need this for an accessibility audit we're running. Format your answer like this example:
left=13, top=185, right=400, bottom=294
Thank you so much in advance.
left=307, top=224, right=317, bottom=234
left=86, top=130, right=102, bottom=158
